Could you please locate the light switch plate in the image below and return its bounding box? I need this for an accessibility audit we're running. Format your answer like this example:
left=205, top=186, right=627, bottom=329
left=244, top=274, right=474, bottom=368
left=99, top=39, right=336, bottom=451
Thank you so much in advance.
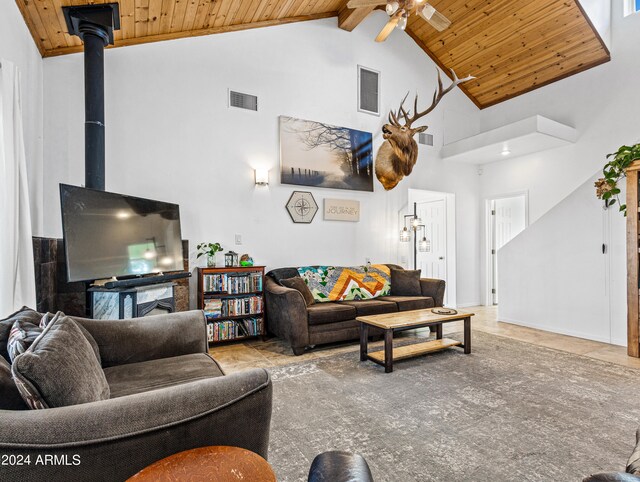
left=235, top=234, right=242, bottom=245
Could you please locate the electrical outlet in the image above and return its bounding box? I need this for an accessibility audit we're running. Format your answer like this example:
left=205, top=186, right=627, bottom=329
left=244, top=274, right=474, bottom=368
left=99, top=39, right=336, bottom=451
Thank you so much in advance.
left=235, top=234, right=242, bottom=245
left=400, top=255, right=407, bottom=265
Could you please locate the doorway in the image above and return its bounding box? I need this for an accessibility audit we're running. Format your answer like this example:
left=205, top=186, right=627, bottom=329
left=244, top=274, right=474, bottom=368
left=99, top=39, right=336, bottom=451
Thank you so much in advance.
left=487, top=193, right=528, bottom=305
left=407, top=189, right=456, bottom=307
left=416, top=200, right=446, bottom=280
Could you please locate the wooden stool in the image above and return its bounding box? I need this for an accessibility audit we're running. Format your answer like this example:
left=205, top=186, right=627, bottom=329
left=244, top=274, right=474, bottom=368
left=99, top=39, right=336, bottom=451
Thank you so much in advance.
left=127, top=446, right=276, bottom=482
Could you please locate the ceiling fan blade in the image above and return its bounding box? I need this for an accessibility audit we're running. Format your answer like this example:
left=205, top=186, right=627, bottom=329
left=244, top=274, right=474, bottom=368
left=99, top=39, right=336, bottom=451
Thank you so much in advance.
left=419, top=3, right=451, bottom=31
left=375, top=16, right=399, bottom=42
left=346, top=0, right=385, bottom=8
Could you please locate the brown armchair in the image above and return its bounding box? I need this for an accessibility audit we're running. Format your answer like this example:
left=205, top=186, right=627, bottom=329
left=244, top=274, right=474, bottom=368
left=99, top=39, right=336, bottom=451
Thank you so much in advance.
left=0, top=310, right=272, bottom=482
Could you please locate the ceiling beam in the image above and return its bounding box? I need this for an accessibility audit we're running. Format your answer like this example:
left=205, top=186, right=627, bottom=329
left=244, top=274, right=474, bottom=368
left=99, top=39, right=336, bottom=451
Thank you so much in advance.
left=338, top=4, right=374, bottom=32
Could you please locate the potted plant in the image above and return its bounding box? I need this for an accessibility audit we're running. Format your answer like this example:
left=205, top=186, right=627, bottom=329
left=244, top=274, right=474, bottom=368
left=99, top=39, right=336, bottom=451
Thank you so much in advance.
left=595, top=143, right=640, bottom=216
left=197, top=242, right=223, bottom=267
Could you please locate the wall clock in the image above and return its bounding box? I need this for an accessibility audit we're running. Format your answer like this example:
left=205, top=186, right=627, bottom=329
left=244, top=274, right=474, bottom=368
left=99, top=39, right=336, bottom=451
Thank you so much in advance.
left=286, top=191, right=318, bottom=224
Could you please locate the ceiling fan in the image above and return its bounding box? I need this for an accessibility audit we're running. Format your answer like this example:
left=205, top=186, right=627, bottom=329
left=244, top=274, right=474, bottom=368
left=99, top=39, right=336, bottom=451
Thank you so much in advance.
left=346, top=0, right=451, bottom=42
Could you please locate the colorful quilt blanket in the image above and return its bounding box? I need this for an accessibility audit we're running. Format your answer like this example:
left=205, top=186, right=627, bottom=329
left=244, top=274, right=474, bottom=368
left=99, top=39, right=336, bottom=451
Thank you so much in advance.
left=297, top=265, right=391, bottom=302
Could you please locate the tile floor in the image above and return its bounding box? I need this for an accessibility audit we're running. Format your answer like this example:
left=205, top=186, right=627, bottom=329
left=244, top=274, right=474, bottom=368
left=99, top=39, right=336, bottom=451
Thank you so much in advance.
left=209, top=305, right=640, bottom=372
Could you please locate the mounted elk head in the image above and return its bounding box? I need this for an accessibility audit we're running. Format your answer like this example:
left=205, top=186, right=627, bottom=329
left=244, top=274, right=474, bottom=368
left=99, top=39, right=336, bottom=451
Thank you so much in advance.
left=375, top=69, right=475, bottom=190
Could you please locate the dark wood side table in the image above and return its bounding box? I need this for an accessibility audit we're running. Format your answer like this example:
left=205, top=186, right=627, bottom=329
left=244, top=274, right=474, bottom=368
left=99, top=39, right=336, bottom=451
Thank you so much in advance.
left=127, top=446, right=276, bottom=482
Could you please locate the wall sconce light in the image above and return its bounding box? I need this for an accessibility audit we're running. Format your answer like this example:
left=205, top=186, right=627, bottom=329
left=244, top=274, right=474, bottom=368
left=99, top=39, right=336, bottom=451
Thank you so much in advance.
left=255, top=169, right=269, bottom=185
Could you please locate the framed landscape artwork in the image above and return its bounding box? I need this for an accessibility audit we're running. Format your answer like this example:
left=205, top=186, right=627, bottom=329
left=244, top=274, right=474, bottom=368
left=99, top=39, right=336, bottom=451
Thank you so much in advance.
left=279, top=116, right=374, bottom=192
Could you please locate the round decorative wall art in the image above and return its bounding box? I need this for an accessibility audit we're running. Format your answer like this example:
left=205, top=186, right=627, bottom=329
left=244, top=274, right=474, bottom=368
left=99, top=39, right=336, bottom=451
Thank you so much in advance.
left=286, top=191, right=318, bottom=224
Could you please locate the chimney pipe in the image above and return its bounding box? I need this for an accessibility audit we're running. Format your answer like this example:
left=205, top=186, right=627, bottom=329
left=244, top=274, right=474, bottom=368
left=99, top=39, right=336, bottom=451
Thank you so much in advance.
left=63, top=4, right=120, bottom=191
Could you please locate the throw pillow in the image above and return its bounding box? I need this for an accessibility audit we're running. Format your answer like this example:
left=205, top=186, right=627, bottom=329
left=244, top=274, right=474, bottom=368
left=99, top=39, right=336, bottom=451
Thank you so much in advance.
left=11, top=313, right=110, bottom=409
left=280, top=277, right=316, bottom=306
left=0, top=307, right=42, bottom=363
left=267, top=267, right=300, bottom=285
left=390, top=269, right=422, bottom=296
left=7, top=320, right=43, bottom=362
left=38, top=312, right=53, bottom=329
left=40, top=312, right=101, bottom=365
left=0, top=356, right=28, bottom=410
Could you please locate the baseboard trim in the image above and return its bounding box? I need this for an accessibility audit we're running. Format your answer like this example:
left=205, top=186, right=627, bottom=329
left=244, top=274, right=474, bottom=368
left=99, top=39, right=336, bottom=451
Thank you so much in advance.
left=499, top=316, right=615, bottom=345
left=456, top=301, right=481, bottom=308
left=610, top=337, right=626, bottom=347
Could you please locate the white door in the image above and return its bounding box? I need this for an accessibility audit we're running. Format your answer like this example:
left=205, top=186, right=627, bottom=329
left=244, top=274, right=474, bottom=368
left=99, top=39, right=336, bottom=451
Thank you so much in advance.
left=491, top=196, right=526, bottom=304
left=416, top=200, right=447, bottom=303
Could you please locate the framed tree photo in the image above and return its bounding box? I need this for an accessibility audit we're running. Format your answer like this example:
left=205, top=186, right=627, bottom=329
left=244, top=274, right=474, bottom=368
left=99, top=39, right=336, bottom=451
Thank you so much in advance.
left=279, top=116, right=374, bottom=192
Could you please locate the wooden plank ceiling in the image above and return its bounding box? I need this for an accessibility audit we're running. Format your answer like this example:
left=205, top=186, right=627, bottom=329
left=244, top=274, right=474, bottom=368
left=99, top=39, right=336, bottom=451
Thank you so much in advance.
left=16, top=0, right=609, bottom=108
left=404, top=0, right=610, bottom=108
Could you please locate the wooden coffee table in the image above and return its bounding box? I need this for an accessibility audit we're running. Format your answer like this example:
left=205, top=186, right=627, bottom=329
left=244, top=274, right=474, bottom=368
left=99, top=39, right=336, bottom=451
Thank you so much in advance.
left=127, top=446, right=276, bottom=482
left=358, top=308, right=474, bottom=373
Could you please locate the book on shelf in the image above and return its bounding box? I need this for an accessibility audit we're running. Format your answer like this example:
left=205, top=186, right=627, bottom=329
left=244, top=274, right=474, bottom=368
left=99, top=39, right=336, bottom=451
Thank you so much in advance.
left=207, top=317, right=264, bottom=342
left=204, top=299, right=222, bottom=319
left=203, top=272, right=263, bottom=294
left=221, top=295, right=263, bottom=317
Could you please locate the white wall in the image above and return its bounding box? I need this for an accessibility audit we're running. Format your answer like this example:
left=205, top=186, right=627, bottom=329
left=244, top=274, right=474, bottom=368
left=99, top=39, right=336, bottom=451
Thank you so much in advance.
left=580, top=0, right=612, bottom=49
left=498, top=174, right=626, bottom=345
left=0, top=2, right=43, bottom=235
left=41, top=12, right=483, bottom=306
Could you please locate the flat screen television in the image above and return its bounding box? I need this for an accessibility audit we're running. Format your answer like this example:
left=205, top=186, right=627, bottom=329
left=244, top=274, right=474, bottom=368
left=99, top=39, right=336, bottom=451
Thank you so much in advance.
left=60, top=184, right=184, bottom=282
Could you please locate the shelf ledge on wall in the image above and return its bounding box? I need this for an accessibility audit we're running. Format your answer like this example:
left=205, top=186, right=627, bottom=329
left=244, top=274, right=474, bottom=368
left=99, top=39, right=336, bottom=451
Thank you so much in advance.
left=440, top=115, right=578, bottom=164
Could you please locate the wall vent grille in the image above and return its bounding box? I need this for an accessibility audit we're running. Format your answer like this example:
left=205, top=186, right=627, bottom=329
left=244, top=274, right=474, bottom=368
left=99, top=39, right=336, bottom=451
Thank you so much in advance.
left=419, top=133, right=434, bottom=146
left=358, top=66, right=379, bottom=115
left=229, top=90, right=258, bottom=111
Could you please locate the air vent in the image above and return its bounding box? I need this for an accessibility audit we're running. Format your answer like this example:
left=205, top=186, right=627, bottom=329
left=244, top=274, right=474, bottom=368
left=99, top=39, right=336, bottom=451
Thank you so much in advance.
left=419, top=132, right=434, bottom=146
left=358, top=66, right=380, bottom=115
left=229, top=90, right=258, bottom=111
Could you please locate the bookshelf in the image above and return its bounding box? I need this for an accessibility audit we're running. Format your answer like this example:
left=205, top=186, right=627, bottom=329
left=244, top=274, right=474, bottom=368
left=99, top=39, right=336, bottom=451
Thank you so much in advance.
left=196, top=266, right=266, bottom=345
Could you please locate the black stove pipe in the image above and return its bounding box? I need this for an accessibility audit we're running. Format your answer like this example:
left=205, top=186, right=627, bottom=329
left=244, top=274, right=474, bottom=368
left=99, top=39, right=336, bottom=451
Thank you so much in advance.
left=82, top=28, right=108, bottom=191
left=63, top=3, right=119, bottom=192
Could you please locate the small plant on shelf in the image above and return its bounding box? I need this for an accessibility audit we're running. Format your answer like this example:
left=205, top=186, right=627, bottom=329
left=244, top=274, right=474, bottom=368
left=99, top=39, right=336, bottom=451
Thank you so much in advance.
left=595, top=143, right=640, bottom=216
left=197, top=242, right=223, bottom=267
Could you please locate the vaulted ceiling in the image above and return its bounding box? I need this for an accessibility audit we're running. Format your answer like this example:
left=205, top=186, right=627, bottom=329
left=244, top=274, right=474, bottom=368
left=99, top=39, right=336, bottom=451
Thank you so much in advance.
left=16, top=0, right=609, bottom=108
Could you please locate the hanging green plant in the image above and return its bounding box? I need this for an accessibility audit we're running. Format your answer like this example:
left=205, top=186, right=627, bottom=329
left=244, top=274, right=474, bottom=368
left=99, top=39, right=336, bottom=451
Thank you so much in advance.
left=595, top=143, right=640, bottom=216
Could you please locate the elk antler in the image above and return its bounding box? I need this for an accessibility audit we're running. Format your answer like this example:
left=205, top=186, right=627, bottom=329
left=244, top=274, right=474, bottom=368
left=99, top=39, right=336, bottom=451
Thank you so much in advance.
left=407, top=69, right=475, bottom=127
left=388, top=92, right=410, bottom=127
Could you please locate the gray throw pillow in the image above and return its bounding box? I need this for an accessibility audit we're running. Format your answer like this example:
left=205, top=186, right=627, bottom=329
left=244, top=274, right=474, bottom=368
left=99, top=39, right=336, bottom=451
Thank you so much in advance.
left=281, top=277, right=316, bottom=306
left=390, top=269, right=422, bottom=296
left=0, top=356, right=28, bottom=410
left=11, top=313, right=110, bottom=409
left=0, top=307, right=42, bottom=363
left=7, top=320, right=43, bottom=362
left=40, top=312, right=101, bottom=365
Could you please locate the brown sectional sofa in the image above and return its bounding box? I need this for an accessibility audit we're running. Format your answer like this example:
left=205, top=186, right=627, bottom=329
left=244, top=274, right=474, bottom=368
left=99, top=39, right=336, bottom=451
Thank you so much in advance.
left=264, top=264, right=445, bottom=355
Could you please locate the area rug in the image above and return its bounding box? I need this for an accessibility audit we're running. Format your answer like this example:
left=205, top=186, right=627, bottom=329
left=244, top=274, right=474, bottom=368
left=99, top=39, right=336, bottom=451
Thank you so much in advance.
left=267, top=332, right=640, bottom=481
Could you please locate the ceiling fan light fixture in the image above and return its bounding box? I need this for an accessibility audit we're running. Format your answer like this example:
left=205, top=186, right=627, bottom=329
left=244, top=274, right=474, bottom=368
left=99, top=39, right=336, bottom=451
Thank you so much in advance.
left=386, top=1, right=399, bottom=16
left=397, top=11, right=408, bottom=30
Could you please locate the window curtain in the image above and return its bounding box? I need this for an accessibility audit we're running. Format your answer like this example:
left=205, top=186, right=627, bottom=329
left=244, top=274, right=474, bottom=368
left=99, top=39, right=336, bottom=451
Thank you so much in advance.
left=0, top=59, right=36, bottom=315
